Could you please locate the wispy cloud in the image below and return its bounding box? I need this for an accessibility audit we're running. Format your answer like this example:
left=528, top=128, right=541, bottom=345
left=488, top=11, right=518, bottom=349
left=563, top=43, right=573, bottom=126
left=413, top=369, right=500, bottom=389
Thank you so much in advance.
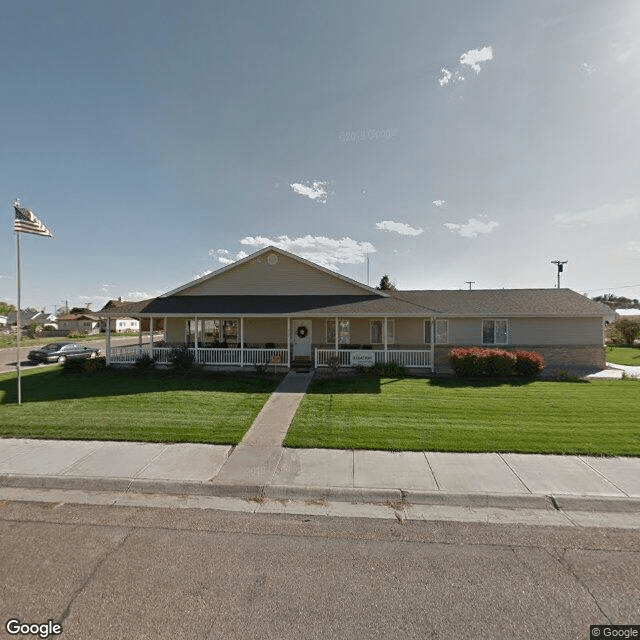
left=439, top=46, right=493, bottom=86
left=238, top=235, right=375, bottom=270
left=625, top=240, right=640, bottom=254
left=460, top=46, right=493, bottom=73
left=375, top=220, right=424, bottom=236
left=290, top=181, right=328, bottom=203
left=553, top=197, right=639, bottom=227
left=580, top=62, right=594, bottom=77
left=208, top=248, right=248, bottom=266
left=432, top=200, right=446, bottom=208
left=444, top=217, right=499, bottom=238
left=126, top=290, right=164, bottom=301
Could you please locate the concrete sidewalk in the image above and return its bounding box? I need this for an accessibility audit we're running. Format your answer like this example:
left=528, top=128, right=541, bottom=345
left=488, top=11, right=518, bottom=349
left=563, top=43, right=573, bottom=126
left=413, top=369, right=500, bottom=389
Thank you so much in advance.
left=1, top=437, right=639, bottom=513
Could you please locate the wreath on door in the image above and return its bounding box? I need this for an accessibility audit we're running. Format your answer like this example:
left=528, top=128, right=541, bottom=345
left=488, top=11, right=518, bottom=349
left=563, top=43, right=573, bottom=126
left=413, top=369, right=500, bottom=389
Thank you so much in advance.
left=296, top=325, right=308, bottom=339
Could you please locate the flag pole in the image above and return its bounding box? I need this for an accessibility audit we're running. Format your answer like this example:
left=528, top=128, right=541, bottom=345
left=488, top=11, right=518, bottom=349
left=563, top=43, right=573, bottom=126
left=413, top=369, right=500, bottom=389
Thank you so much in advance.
left=15, top=227, right=22, bottom=405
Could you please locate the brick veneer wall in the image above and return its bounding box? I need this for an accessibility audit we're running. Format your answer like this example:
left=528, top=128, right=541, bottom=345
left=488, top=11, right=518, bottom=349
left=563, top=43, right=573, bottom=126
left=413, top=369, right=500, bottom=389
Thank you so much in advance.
left=434, top=345, right=606, bottom=375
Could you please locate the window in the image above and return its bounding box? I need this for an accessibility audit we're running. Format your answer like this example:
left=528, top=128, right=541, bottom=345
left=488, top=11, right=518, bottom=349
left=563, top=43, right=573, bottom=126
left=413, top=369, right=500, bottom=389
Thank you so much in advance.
left=326, top=319, right=350, bottom=344
left=482, top=319, right=508, bottom=345
left=370, top=319, right=394, bottom=344
left=432, top=319, right=448, bottom=344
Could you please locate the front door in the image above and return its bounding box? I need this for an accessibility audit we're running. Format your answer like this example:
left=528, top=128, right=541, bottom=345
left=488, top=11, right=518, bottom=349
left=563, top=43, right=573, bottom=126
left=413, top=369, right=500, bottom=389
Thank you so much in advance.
left=292, top=319, right=312, bottom=358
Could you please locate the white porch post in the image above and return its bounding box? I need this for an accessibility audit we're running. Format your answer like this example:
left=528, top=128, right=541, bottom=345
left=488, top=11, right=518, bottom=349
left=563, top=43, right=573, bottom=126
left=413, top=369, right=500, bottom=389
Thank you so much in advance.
left=384, top=317, right=388, bottom=363
left=194, top=316, right=199, bottom=365
left=431, top=317, right=435, bottom=371
left=240, top=317, right=244, bottom=368
left=286, top=317, right=291, bottom=368
left=138, top=319, right=142, bottom=348
left=335, top=317, right=339, bottom=357
left=149, top=316, right=154, bottom=356
left=105, top=317, right=111, bottom=365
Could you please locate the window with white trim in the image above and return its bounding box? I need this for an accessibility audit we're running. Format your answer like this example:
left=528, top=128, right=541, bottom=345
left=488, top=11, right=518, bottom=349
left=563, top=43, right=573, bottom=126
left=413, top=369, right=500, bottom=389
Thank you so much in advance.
left=482, top=319, right=508, bottom=345
left=424, top=319, right=449, bottom=344
left=370, top=319, right=394, bottom=344
left=326, top=319, right=350, bottom=344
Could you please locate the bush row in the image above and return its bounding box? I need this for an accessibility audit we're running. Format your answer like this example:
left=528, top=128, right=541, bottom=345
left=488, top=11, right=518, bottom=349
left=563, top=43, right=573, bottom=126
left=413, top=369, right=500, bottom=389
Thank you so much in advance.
left=448, top=348, right=544, bottom=378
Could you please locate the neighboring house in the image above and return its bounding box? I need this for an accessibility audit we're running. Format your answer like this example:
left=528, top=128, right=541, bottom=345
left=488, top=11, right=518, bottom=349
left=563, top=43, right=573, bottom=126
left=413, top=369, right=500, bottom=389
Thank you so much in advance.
left=99, top=246, right=612, bottom=373
left=100, top=316, right=140, bottom=333
left=57, top=313, right=101, bottom=334
left=6, top=309, right=55, bottom=330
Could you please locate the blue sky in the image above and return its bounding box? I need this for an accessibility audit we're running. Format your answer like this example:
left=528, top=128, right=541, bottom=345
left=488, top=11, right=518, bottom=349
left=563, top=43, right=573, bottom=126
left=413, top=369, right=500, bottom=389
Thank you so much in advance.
left=1, top=1, right=639, bottom=311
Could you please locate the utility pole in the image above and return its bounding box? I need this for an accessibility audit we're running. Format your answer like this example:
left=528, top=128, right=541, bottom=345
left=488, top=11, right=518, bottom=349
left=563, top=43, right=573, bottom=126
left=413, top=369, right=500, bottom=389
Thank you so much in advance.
left=465, top=281, right=475, bottom=291
left=551, top=260, right=568, bottom=288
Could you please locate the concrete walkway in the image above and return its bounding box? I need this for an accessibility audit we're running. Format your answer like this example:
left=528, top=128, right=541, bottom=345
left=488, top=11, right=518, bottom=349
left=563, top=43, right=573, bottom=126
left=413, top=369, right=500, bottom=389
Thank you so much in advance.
left=1, top=369, right=639, bottom=523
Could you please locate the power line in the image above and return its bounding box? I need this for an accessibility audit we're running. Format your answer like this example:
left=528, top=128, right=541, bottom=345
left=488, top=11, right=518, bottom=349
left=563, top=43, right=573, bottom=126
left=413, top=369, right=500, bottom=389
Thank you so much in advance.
left=581, top=283, right=640, bottom=294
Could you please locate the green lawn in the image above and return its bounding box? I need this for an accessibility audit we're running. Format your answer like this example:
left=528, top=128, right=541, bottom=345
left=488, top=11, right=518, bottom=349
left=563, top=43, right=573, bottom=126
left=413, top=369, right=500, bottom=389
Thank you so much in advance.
left=284, top=376, right=640, bottom=455
left=0, top=367, right=281, bottom=444
left=606, top=346, right=640, bottom=366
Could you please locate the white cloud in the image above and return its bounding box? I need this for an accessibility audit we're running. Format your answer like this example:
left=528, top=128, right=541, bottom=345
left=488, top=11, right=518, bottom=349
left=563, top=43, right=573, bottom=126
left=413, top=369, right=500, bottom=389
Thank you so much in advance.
left=459, top=46, right=493, bottom=73
left=375, top=220, right=424, bottom=236
left=290, top=181, right=328, bottom=203
left=194, top=269, right=213, bottom=279
left=239, top=235, right=375, bottom=270
left=208, top=248, right=248, bottom=266
left=553, top=197, right=640, bottom=227
left=581, top=62, right=594, bottom=77
left=438, top=68, right=452, bottom=87
left=625, top=240, right=640, bottom=254
left=432, top=200, right=446, bottom=208
left=444, top=217, right=499, bottom=238
left=126, top=290, right=164, bottom=301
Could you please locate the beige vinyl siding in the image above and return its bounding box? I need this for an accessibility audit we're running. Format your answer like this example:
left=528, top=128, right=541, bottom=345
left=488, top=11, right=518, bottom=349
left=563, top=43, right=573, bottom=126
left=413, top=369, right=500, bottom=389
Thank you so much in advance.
left=510, top=317, right=603, bottom=345
left=243, top=318, right=288, bottom=344
left=165, top=317, right=185, bottom=343
left=446, top=316, right=603, bottom=346
left=178, top=252, right=369, bottom=296
left=394, top=318, right=424, bottom=344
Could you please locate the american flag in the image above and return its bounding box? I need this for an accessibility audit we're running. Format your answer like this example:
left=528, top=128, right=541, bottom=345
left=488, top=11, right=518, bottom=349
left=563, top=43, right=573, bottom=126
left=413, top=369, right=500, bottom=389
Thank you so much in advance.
left=14, top=202, right=54, bottom=237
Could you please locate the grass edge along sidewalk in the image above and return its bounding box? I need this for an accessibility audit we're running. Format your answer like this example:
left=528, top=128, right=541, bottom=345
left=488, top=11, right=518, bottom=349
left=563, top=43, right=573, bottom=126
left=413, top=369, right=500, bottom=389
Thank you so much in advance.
left=0, top=366, right=281, bottom=444
left=606, top=345, right=640, bottom=366
left=284, top=376, right=640, bottom=456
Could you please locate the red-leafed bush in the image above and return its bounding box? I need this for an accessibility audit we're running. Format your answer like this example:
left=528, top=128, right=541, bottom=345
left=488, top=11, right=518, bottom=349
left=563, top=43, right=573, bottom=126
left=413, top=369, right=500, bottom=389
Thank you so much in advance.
left=512, top=350, right=544, bottom=377
left=448, top=348, right=544, bottom=378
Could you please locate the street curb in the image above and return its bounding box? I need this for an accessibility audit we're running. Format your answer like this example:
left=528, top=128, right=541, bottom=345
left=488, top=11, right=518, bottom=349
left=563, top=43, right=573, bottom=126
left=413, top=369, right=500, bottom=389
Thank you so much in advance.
left=1, top=473, right=639, bottom=513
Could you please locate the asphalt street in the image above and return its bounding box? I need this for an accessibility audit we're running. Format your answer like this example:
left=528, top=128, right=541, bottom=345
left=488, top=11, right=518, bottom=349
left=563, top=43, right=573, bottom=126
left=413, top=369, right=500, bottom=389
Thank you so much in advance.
left=0, top=500, right=638, bottom=640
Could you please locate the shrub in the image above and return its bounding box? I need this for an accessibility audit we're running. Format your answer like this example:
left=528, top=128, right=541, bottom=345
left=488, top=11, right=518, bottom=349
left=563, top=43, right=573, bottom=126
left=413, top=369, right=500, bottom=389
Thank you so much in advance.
left=134, top=353, right=156, bottom=370
left=169, top=346, right=196, bottom=370
left=61, top=356, right=106, bottom=375
left=362, top=361, right=408, bottom=377
left=448, top=348, right=544, bottom=378
left=448, top=347, right=486, bottom=377
left=513, top=350, right=544, bottom=377
left=484, top=350, right=517, bottom=376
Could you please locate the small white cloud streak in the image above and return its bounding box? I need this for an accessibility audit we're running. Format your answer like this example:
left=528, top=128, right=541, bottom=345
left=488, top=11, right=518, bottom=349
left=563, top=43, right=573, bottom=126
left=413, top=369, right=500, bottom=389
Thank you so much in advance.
left=459, top=46, right=493, bottom=73
left=290, top=181, right=328, bottom=203
left=553, top=197, right=639, bottom=227
left=625, top=240, right=640, bottom=254
left=432, top=200, right=446, bottom=208
left=444, top=217, right=499, bottom=238
left=438, top=68, right=452, bottom=86
left=207, top=248, right=248, bottom=266
left=375, top=220, right=424, bottom=236
left=239, top=235, right=375, bottom=270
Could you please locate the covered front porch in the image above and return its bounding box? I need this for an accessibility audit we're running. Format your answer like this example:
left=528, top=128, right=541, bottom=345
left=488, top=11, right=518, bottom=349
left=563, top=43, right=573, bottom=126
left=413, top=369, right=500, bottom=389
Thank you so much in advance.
left=104, top=315, right=434, bottom=370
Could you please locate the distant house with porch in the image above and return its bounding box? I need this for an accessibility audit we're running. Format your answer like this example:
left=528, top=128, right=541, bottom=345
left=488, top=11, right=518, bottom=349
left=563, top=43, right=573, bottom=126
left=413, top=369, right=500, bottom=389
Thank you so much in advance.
left=99, top=246, right=612, bottom=373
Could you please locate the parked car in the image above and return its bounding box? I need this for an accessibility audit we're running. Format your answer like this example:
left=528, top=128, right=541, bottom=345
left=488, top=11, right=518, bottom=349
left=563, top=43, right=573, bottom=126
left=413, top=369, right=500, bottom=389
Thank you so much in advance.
left=27, top=342, right=100, bottom=364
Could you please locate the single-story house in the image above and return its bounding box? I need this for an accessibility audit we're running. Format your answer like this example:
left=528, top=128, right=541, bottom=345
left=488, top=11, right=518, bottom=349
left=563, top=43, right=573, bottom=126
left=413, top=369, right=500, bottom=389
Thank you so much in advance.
left=57, top=313, right=101, bottom=335
left=101, top=316, right=141, bottom=333
left=99, top=246, right=613, bottom=373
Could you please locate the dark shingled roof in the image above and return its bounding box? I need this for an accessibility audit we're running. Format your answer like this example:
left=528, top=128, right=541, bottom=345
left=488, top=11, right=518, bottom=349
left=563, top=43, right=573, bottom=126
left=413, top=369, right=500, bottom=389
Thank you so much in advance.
left=392, top=289, right=613, bottom=317
left=99, top=289, right=613, bottom=318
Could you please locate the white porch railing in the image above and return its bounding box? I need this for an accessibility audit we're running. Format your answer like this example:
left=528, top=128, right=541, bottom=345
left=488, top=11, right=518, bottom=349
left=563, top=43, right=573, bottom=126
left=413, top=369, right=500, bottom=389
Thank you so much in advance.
left=314, top=349, right=432, bottom=369
left=109, top=345, right=289, bottom=367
